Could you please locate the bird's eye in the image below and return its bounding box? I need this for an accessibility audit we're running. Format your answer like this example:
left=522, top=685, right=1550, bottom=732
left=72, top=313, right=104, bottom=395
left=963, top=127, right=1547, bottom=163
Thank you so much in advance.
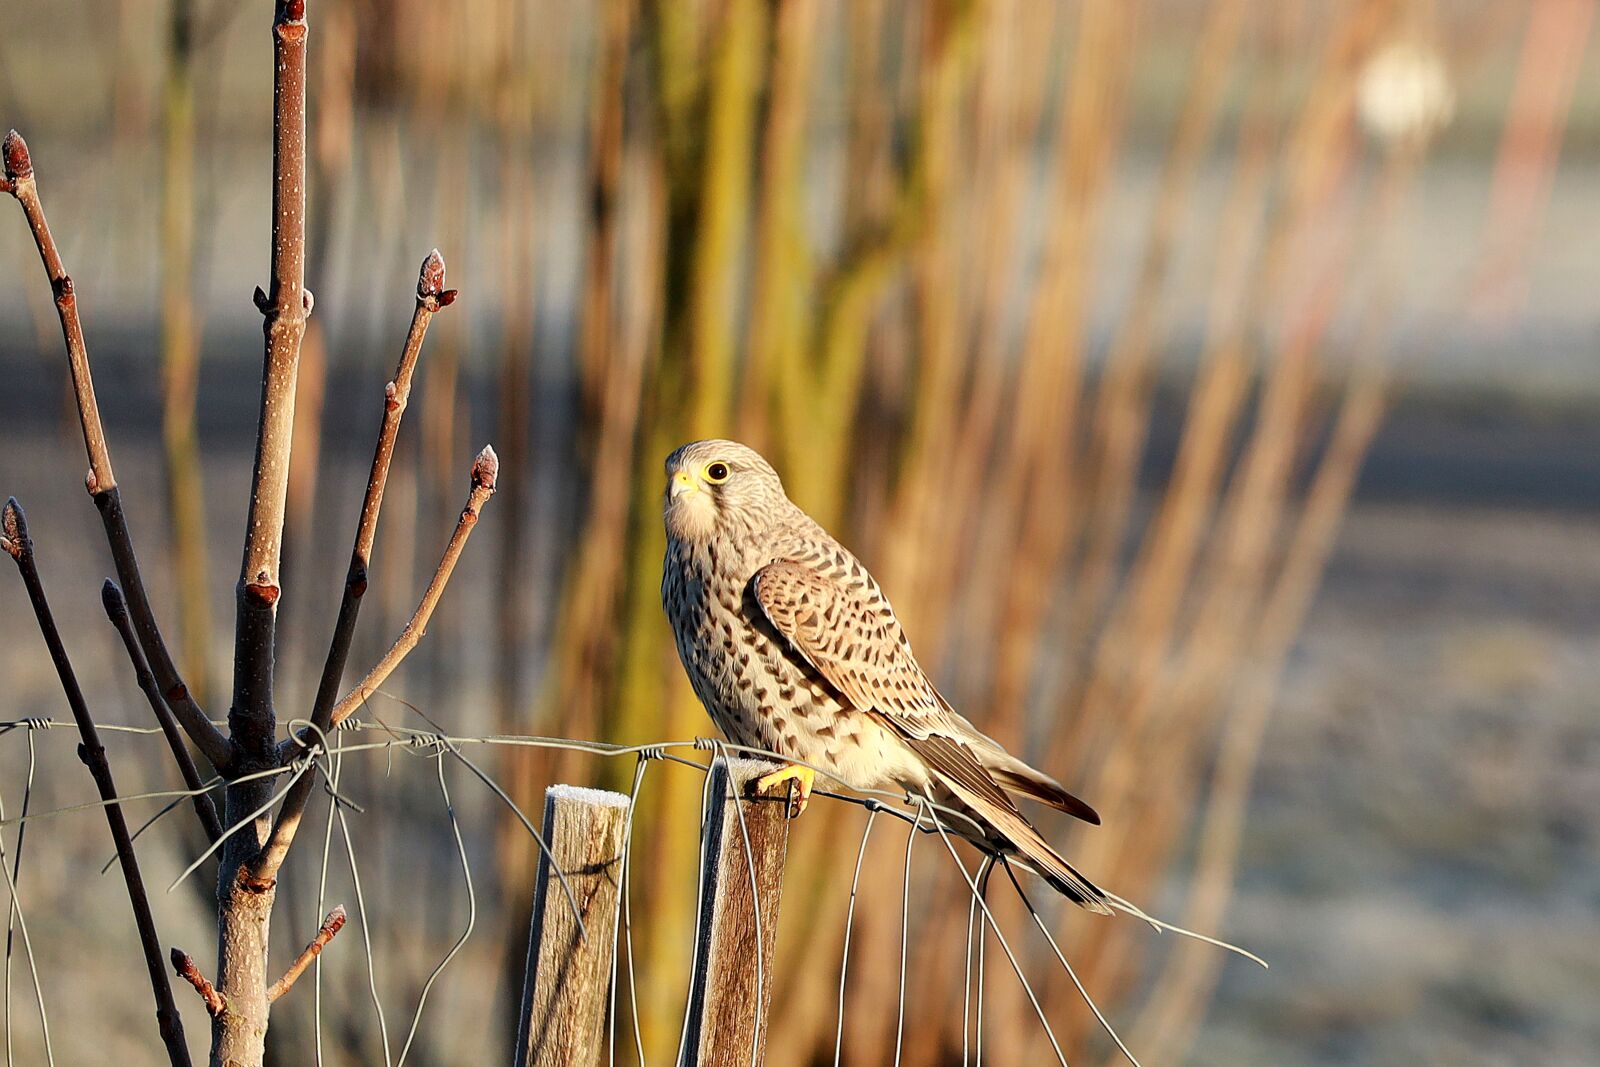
left=704, top=461, right=730, bottom=483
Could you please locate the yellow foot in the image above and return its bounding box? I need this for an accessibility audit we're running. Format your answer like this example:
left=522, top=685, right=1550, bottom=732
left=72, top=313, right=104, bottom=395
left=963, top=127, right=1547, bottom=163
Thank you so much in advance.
left=752, top=763, right=816, bottom=818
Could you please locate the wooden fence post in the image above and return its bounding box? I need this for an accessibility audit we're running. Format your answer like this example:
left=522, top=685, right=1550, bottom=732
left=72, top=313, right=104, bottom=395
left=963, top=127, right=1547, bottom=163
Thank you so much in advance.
left=679, top=757, right=792, bottom=1066
left=514, top=784, right=631, bottom=1067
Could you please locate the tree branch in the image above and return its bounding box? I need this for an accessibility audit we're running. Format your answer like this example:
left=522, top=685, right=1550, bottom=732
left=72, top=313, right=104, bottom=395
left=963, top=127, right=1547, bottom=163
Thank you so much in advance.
left=326, top=446, right=498, bottom=731
left=259, top=447, right=497, bottom=884
left=230, top=0, right=311, bottom=766
left=1, top=500, right=193, bottom=1067
left=170, top=947, right=225, bottom=1018
left=102, top=580, right=224, bottom=843
left=266, top=905, right=346, bottom=1003
left=249, top=251, right=455, bottom=884
left=208, top=7, right=312, bottom=1063
left=1, top=128, right=231, bottom=773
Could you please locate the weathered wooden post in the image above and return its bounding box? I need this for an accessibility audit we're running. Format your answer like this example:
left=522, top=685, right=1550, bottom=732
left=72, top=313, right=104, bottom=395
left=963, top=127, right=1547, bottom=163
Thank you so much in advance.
left=679, top=757, right=792, bottom=1066
left=514, top=785, right=632, bottom=1067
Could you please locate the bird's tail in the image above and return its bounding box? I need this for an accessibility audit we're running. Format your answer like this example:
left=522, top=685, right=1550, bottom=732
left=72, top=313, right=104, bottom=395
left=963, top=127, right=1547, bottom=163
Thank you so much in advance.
left=937, top=771, right=1111, bottom=913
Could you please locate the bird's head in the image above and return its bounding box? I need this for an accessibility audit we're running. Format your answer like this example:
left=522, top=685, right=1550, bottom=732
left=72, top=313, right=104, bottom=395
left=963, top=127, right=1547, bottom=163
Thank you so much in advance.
left=663, top=439, right=790, bottom=544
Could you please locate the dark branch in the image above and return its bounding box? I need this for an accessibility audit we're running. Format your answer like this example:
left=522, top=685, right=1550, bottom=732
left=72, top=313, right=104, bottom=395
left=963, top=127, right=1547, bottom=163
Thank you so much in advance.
left=328, top=445, right=499, bottom=730
left=250, top=251, right=454, bottom=883
left=102, top=580, right=224, bottom=843
left=1, top=499, right=193, bottom=1067
left=257, top=446, right=496, bottom=881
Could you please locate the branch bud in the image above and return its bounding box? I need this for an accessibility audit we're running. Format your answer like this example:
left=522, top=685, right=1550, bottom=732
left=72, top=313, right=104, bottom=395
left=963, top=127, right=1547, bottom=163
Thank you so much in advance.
left=1, top=497, right=27, bottom=560
left=2, top=130, right=32, bottom=185
left=471, top=445, right=499, bottom=492
left=418, top=249, right=446, bottom=299
left=101, top=578, right=128, bottom=621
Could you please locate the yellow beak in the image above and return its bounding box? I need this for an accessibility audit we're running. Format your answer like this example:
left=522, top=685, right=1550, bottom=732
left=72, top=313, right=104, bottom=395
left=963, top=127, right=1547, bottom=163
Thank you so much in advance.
left=670, top=469, right=698, bottom=499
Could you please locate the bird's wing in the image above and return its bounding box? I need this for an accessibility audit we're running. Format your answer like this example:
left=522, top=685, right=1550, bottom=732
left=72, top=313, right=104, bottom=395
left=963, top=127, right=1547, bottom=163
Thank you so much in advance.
left=750, top=557, right=1100, bottom=818
left=749, top=557, right=944, bottom=720
left=750, top=557, right=1108, bottom=911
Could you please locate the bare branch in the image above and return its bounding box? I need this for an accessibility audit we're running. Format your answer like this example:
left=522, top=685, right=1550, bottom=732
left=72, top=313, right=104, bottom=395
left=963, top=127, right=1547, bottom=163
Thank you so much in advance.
left=250, top=251, right=455, bottom=883
left=257, top=446, right=497, bottom=884
left=1, top=130, right=113, bottom=489
left=210, top=5, right=313, bottom=1063
left=228, top=0, right=312, bottom=765
left=267, top=904, right=346, bottom=1003
left=326, top=446, right=499, bottom=731
left=1, top=500, right=193, bottom=1067
left=1, top=128, right=230, bottom=772
left=102, top=580, right=224, bottom=843
left=170, top=947, right=225, bottom=1018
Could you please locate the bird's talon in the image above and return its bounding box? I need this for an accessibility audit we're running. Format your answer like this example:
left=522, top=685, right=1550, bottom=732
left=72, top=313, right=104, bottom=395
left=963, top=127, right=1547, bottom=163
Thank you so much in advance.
left=752, top=764, right=814, bottom=818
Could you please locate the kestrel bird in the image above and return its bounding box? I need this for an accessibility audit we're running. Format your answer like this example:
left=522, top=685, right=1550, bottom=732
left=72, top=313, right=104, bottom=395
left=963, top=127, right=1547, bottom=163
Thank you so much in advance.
left=661, top=439, right=1109, bottom=912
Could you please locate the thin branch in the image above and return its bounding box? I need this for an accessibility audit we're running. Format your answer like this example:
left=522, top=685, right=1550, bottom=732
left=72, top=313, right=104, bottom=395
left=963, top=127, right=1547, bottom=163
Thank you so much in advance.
left=267, top=904, right=346, bottom=1003
left=170, top=948, right=224, bottom=1018
left=0, top=129, right=229, bottom=772
left=102, top=581, right=223, bottom=843
left=1, top=500, right=192, bottom=1067
left=317, top=445, right=498, bottom=737
left=0, top=133, right=112, bottom=487
left=249, top=251, right=455, bottom=884
left=229, top=0, right=312, bottom=765
left=256, top=445, right=496, bottom=883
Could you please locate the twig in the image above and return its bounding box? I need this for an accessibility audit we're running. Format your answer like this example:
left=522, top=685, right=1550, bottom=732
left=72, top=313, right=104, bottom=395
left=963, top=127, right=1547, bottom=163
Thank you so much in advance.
left=210, top=8, right=312, bottom=1060
left=325, top=446, right=499, bottom=731
left=251, top=251, right=454, bottom=883
left=170, top=948, right=224, bottom=1017
left=267, top=905, right=346, bottom=1003
left=101, top=581, right=223, bottom=843
left=230, top=0, right=312, bottom=764
left=1, top=129, right=229, bottom=772
left=0, top=501, right=192, bottom=1067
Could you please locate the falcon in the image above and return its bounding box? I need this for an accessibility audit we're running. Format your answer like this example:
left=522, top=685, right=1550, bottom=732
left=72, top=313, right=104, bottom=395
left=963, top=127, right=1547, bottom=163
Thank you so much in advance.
left=660, top=439, right=1109, bottom=912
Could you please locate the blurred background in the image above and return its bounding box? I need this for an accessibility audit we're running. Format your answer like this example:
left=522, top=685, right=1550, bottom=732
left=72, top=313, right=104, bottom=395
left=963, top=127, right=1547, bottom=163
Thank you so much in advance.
left=1, top=0, right=1597, bottom=1064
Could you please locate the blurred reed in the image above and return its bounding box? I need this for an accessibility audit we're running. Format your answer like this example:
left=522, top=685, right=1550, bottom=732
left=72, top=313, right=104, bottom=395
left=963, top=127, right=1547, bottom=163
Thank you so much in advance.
left=55, top=0, right=1531, bottom=1062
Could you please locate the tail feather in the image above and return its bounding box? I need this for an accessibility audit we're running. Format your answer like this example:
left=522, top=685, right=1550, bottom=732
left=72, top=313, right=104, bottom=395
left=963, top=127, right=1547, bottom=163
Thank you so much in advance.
left=988, top=762, right=1102, bottom=826
left=895, top=729, right=1110, bottom=914
left=940, top=709, right=1101, bottom=825
left=934, top=767, right=1112, bottom=914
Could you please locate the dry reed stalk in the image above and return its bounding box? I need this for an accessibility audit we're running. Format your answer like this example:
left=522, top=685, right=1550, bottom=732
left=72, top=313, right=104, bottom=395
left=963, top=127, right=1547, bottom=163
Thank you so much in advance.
left=765, top=9, right=993, bottom=1060
left=495, top=136, right=537, bottom=735
left=1067, top=0, right=1251, bottom=649
left=159, top=0, right=213, bottom=711
left=891, top=10, right=1016, bottom=1062
left=891, top=0, right=1052, bottom=630
left=687, top=0, right=763, bottom=437
left=739, top=0, right=819, bottom=449
left=1037, top=6, right=1395, bottom=1053
left=575, top=0, right=633, bottom=424
left=1126, top=123, right=1428, bottom=1064
left=980, top=0, right=1140, bottom=747
left=1469, top=0, right=1595, bottom=317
